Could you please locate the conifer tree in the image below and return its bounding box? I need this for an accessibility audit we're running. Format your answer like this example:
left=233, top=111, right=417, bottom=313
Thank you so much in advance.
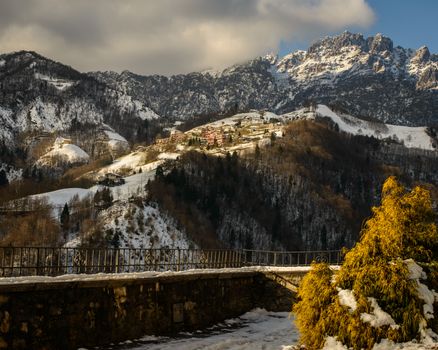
left=294, top=176, right=438, bottom=349
left=0, top=170, right=8, bottom=187
left=60, top=203, right=70, bottom=232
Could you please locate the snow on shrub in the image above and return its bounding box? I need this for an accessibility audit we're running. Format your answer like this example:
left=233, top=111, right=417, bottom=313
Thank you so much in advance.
left=294, top=176, right=438, bottom=349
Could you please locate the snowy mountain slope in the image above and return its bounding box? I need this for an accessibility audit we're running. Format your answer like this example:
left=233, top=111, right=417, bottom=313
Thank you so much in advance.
left=28, top=181, right=193, bottom=250
left=104, top=129, right=130, bottom=156
left=23, top=103, right=437, bottom=211
left=0, top=51, right=162, bottom=150
left=1, top=32, right=438, bottom=170
left=0, top=163, right=22, bottom=183
left=30, top=188, right=94, bottom=208
left=98, top=202, right=192, bottom=250
left=30, top=169, right=157, bottom=207
left=11, top=102, right=438, bottom=252
left=34, top=72, right=76, bottom=91
left=37, top=137, right=90, bottom=166
left=92, top=32, right=438, bottom=126
left=314, top=105, right=437, bottom=150
left=86, top=104, right=438, bottom=184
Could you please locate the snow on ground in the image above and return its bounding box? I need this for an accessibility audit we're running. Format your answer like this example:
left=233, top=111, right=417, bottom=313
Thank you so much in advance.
left=105, top=130, right=128, bottom=143
left=157, top=152, right=180, bottom=160
left=38, top=137, right=89, bottom=165
left=30, top=188, right=95, bottom=207
left=337, top=289, right=357, bottom=312
left=0, top=163, right=22, bottom=183
left=99, top=152, right=150, bottom=175
left=360, top=298, right=398, bottom=329
left=29, top=169, right=157, bottom=208
left=15, top=97, right=104, bottom=133
left=99, top=201, right=191, bottom=250
left=115, top=94, right=160, bottom=121
left=316, top=105, right=436, bottom=150
left=0, top=266, right=314, bottom=285
left=323, top=336, right=438, bottom=350
left=34, top=73, right=75, bottom=90
left=404, top=259, right=438, bottom=326
left=134, top=101, right=161, bottom=121
left=105, top=130, right=129, bottom=150
left=0, top=106, right=15, bottom=142
left=110, top=171, right=155, bottom=201
left=100, top=309, right=297, bottom=350
left=99, top=152, right=144, bottom=174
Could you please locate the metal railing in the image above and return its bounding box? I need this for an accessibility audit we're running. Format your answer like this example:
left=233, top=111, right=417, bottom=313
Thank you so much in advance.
left=242, top=249, right=342, bottom=267
left=0, top=247, right=342, bottom=277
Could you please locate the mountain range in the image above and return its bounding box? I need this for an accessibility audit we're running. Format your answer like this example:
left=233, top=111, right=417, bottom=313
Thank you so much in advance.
left=1, top=32, right=438, bottom=251
left=1, top=31, right=437, bottom=152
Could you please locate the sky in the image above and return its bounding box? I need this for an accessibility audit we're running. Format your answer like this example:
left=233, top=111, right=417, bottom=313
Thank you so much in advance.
left=0, top=0, right=436, bottom=76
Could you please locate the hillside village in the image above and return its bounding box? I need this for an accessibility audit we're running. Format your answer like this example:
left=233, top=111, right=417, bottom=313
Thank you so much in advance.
left=153, top=111, right=285, bottom=158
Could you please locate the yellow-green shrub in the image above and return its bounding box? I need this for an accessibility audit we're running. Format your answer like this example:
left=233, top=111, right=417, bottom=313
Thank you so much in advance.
left=294, top=176, right=438, bottom=349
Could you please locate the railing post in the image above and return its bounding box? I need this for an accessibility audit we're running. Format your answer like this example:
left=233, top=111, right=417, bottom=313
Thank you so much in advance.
left=19, top=248, right=23, bottom=277
left=273, top=252, right=277, bottom=266
left=177, top=249, right=181, bottom=271
left=115, top=249, right=119, bottom=273
left=36, top=247, right=40, bottom=276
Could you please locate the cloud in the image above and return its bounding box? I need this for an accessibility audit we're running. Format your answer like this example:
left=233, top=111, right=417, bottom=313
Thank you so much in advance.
left=0, top=0, right=375, bottom=75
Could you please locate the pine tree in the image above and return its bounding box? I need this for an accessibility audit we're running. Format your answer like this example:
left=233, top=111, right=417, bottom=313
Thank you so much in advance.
left=155, top=165, right=164, bottom=179
left=111, top=231, right=120, bottom=249
left=93, top=188, right=113, bottom=209
left=294, top=176, right=438, bottom=349
left=0, top=170, right=8, bottom=187
left=255, top=144, right=261, bottom=158
left=60, top=203, right=70, bottom=232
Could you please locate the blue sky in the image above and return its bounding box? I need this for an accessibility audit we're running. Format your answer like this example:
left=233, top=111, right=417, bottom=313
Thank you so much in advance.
left=280, top=0, right=438, bottom=57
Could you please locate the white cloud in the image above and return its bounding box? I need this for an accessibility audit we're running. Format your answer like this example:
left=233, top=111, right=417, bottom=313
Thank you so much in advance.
left=0, top=0, right=375, bottom=75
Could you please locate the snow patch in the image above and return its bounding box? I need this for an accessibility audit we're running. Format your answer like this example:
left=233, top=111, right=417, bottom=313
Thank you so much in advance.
left=0, top=266, right=314, bottom=284
left=98, top=201, right=191, bottom=250
left=15, top=97, right=104, bottom=133
left=0, top=163, right=23, bottom=183
left=405, top=259, right=436, bottom=322
left=360, top=297, right=398, bottom=329
left=406, top=259, right=428, bottom=280
left=337, top=289, right=357, bottom=312
left=322, top=337, right=348, bottom=350
left=38, top=137, right=89, bottom=165
left=105, top=130, right=128, bottom=143
left=34, top=73, right=75, bottom=91
left=0, top=106, right=15, bottom=142
left=115, top=94, right=160, bottom=120
left=99, top=152, right=145, bottom=174
left=104, top=130, right=129, bottom=151
left=30, top=188, right=95, bottom=208
left=157, top=152, right=180, bottom=160
left=316, top=105, right=436, bottom=151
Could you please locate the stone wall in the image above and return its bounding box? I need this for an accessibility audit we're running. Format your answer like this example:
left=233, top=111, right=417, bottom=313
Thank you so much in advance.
left=0, top=269, right=307, bottom=349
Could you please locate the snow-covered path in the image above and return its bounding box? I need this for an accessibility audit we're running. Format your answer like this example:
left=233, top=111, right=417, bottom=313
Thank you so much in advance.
left=98, top=309, right=298, bottom=350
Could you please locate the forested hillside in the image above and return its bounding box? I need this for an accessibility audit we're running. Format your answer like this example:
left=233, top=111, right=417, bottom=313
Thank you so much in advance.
left=147, top=120, right=438, bottom=250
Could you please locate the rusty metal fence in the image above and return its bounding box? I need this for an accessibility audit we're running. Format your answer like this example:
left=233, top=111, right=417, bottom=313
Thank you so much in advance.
left=0, top=247, right=342, bottom=277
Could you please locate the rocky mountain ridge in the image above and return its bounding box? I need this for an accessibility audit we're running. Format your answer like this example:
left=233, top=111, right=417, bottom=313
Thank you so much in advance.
left=94, top=31, right=438, bottom=126
left=1, top=32, right=437, bottom=181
